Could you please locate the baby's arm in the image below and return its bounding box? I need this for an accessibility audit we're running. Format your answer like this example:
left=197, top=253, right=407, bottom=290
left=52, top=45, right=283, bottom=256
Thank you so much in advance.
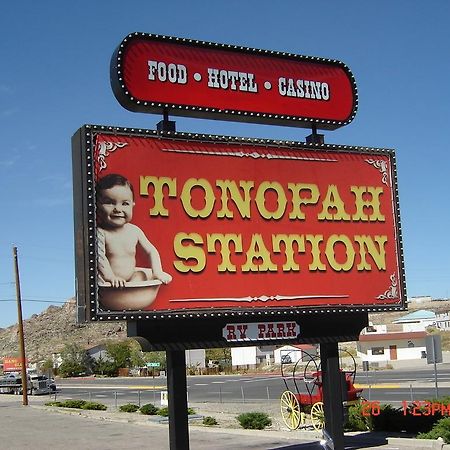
left=136, top=227, right=172, bottom=284
left=97, top=228, right=127, bottom=288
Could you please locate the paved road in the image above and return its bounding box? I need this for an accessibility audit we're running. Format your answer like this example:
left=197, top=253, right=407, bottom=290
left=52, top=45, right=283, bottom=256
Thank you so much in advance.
left=0, top=396, right=421, bottom=450
left=55, top=368, right=450, bottom=407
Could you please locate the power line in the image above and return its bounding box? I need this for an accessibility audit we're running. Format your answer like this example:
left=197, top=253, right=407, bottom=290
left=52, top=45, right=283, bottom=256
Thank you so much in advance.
left=0, top=298, right=66, bottom=304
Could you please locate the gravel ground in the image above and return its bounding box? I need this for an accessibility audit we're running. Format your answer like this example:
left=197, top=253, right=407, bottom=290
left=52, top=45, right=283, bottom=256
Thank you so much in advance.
left=27, top=396, right=322, bottom=439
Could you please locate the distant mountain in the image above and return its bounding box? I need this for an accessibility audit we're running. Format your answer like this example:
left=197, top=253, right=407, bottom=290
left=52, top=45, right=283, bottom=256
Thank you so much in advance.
left=2, top=297, right=448, bottom=364
left=369, top=299, right=450, bottom=328
left=0, top=298, right=126, bottom=363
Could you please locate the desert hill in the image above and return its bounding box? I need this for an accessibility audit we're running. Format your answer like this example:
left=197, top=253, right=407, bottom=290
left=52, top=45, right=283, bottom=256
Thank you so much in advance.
left=0, top=298, right=126, bottom=363
left=1, top=298, right=449, bottom=364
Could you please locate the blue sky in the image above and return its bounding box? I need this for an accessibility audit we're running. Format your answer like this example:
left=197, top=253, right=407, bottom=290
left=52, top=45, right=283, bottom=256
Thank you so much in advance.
left=1, top=1, right=449, bottom=329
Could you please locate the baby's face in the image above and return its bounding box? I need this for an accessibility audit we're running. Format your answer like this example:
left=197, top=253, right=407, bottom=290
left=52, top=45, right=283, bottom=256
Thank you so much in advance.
left=97, top=185, right=134, bottom=228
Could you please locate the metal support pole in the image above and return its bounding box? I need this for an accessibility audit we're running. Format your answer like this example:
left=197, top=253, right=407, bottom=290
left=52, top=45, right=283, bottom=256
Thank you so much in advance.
left=320, top=342, right=345, bottom=450
left=166, top=349, right=189, bottom=450
left=13, top=246, right=28, bottom=406
left=305, top=124, right=325, bottom=145
left=433, top=357, right=439, bottom=399
left=156, top=108, right=176, bottom=132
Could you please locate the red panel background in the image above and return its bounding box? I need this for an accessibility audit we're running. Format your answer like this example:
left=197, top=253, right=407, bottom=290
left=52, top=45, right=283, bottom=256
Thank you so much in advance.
left=94, top=134, right=403, bottom=312
left=119, top=38, right=355, bottom=122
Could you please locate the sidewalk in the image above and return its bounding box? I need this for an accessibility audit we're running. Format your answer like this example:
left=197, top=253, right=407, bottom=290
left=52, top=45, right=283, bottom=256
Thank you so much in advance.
left=0, top=395, right=447, bottom=450
left=0, top=396, right=320, bottom=450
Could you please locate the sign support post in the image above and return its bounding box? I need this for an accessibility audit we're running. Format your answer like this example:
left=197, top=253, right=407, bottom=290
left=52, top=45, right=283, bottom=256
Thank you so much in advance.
left=426, top=335, right=442, bottom=398
left=157, top=115, right=189, bottom=450
left=320, top=342, right=344, bottom=450
left=166, top=349, right=190, bottom=450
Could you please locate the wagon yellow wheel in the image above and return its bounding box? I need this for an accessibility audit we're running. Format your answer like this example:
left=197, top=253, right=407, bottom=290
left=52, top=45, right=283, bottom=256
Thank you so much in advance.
left=280, top=390, right=301, bottom=430
left=310, top=401, right=325, bottom=431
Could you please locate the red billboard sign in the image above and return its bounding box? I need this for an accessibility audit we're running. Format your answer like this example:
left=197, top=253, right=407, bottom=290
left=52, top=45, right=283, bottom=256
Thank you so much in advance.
left=2, top=357, right=27, bottom=372
left=72, top=126, right=406, bottom=322
left=111, top=33, right=357, bottom=130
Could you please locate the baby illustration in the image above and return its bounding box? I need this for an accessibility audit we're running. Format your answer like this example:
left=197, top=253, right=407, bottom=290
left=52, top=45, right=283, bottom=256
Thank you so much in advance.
left=96, top=173, right=172, bottom=288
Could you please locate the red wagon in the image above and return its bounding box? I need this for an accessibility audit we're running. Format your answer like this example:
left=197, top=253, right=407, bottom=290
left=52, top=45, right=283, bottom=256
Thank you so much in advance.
left=280, top=349, right=363, bottom=430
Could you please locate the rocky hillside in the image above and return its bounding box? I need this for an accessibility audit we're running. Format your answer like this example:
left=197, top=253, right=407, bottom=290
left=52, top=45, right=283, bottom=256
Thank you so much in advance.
left=369, top=299, right=450, bottom=328
left=0, top=298, right=126, bottom=363
left=1, top=298, right=448, bottom=364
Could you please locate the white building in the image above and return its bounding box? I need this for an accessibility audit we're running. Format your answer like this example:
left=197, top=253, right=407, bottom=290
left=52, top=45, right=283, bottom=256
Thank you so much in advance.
left=407, top=296, right=432, bottom=304
left=185, top=349, right=206, bottom=368
left=392, top=310, right=450, bottom=332
left=361, top=323, right=387, bottom=335
left=231, top=346, right=277, bottom=367
left=231, top=344, right=318, bottom=367
left=357, top=331, right=427, bottom=362
left=273, top=344, right=318, bottom=364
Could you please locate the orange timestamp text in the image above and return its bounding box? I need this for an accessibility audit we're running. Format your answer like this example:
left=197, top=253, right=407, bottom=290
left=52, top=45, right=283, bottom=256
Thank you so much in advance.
left=361, top=400, right=450, bottom=417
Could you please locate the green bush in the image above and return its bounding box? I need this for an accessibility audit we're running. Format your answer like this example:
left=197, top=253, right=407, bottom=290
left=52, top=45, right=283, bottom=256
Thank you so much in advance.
left=203, top=416, right=218, bottom=426
left=370, top=403, right=441, bottom=433
left=45, top=401, right=63, bottom=407
left=158, top=406, right=169, bottom=417
left=345, top=402, right=371, bottom=431
left=81, top=401, right=107, bottom=411
left=119, top=403, right=140, bottom=413
left=371, top=404, right=407, bottom=432
left=59, top=399, right=87, bottom=409
left=418, top=417, right=450, bottom=443
left=236, top=412, right=272, bottom=430
left=156, top=406, right=196, bottom=417
left=140, top=403, right=159, bottom=415
left=45, top=399, right=107, bottom=410
left=402, top=403, right=442, bottom=433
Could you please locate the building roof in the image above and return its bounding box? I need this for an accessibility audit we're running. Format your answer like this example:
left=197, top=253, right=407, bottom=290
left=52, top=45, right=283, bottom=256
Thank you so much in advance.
left=359, top=331, right=427, bottom=342
left=276, top=344, right=316, bottom=351
left=393, top=310, right=436, bottom=323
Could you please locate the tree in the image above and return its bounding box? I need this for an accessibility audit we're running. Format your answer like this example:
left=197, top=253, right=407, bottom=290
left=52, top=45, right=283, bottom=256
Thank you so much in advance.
left=40, top=358, right=54, bottom=373
left=105, top=340, right=133, bottom=369
left=206, top=348, right=231, bottom=364
left=92, top=355, right=117, bottom=377
left=130, top=342, right=145, bottom=368
left=59, top=343, right=92, bottom=377
left=143, top=351, right=167, bottom=370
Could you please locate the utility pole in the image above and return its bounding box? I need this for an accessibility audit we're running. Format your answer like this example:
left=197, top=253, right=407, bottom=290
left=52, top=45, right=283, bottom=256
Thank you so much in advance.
left=13, top=246, right=28, bottom=406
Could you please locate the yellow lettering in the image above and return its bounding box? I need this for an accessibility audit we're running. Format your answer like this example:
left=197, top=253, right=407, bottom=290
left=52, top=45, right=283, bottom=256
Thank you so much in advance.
left=173, top=232, right=206, bottom=273
left=255, top=181, right=287, bottom=220
left=354, top=235, right=387, bottom=270
left=241, top=234, right=277, bottom=272
left=180, top=178, right=215, bottom=218
left=139, top=176, right=176, bottom=217
left=207, top=233, right=242, bottom=272
left=351, top=186, right=385, bottom=222
left=325, top=234, right=355, bottom=271
left=288, top=183, right=320, bottom=220
left=272, top=234, right=305, bottom=271
left=317, top=185, right=351, bottom=221
left=216, top=180, right=254, bottom=219
left=305, top=234, right=326, bottom=271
